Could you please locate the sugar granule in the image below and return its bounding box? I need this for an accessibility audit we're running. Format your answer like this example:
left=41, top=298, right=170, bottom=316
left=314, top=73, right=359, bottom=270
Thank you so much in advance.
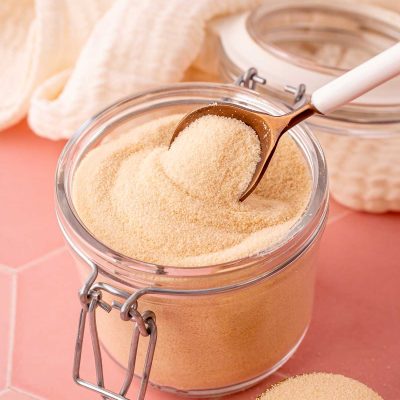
left=72, top=114, right=311, bottom=266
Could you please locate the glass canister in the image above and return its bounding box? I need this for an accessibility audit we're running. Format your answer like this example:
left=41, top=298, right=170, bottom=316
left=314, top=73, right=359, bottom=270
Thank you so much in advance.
left=213, top=0, right=400, bottom=212
left=56, top=82, right=328, bottom=399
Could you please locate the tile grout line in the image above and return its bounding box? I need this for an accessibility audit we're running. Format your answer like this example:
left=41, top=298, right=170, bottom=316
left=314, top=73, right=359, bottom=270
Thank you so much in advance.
left=11, top=386, right=47, bottom=400
left=0, top=264, right=14, bottom=274
left=17, top=246, right=67, bottom=272
left=5, top=273, right=17, bottom=389
left=0, top=388, right=10, bottom=396
left=274, top=370, right=289, bottom=379
left=327, top=209, right=353, bottom=226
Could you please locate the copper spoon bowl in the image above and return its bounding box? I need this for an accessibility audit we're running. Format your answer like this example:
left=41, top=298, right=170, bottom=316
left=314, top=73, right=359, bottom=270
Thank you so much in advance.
left=169, top=102, right=317, bottom=201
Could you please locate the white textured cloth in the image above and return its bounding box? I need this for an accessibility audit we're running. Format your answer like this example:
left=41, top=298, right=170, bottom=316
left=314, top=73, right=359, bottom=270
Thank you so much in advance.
left=0, top=0, right=260, bottom=139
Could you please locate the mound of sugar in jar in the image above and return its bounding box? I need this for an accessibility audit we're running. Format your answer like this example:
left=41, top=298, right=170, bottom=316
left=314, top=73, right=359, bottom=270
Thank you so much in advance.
left=259, top=373, right=383, bottom=400
left=72, top=114, right=311, bottom=266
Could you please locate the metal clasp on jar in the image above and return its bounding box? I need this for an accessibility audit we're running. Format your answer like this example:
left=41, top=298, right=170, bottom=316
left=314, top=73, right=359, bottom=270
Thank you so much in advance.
left=73, top=262, right=157, bottom=400
left=235, top=68, right=307, bottom=108
left=235, top=67, right=266, bottom=90
left=284, top=83, right=307, bottom=108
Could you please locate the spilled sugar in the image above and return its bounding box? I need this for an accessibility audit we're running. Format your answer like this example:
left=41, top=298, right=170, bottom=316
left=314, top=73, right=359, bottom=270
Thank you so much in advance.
left=259, top=373, right=383, bottom=400
left=72, top=114, right=311, bottom=266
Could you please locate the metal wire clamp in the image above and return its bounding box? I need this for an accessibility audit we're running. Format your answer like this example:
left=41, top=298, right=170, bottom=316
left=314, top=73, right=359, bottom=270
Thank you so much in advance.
left=73, top=263, right=157, bottom=400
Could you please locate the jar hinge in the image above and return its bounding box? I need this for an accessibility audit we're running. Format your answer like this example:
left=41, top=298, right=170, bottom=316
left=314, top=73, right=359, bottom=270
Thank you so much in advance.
left=235, top=68, right=307, bottom=108
left=284, top=83, right=307, bottom=108
left=73, top=263, right=157, bottom=400
left=234, top=67, right=266, bottom=90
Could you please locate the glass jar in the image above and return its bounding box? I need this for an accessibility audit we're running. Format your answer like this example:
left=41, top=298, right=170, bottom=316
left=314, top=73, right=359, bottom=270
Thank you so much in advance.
left=214, top=0, right=400, bottom=212
left=55, top=83, right=328, bottom=399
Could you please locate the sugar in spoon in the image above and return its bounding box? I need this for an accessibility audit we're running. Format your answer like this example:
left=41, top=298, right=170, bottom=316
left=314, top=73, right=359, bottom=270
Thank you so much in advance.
left=170, top=42, right=400, bottom=201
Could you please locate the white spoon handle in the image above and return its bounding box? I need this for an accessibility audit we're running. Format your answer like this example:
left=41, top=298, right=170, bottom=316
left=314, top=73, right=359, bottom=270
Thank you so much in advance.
left=311, top=42, right=400, bottom=114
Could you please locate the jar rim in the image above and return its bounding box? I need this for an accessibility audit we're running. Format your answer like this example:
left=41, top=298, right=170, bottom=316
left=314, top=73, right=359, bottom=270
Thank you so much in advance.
left=55, top=82, right=328, bottom=285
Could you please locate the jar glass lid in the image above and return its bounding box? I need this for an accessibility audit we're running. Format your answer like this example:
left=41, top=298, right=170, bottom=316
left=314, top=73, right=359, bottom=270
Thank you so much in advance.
left=214, top=0, right=400, bottom=122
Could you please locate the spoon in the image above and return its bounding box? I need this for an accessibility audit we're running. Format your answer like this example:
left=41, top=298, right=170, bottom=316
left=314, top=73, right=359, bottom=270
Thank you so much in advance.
left=170, top=42, right=400, bottom=201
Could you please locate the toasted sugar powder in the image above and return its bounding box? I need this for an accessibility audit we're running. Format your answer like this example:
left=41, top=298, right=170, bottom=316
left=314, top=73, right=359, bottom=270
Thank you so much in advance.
left=72, top=114, right=311, bottom=266
left=259, top=373, right=383, bottom=400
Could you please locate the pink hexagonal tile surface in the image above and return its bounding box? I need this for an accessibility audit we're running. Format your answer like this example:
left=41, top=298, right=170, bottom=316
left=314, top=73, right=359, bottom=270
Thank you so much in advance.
left=0, top=120, right=66, bottom=267
left=0, top=269, right=14, bottom=391
left=0, top=389, right=40, bottom=400
left=280, top=212, right=400, bottom=399
left=12, top=249, right=95, bottom=400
